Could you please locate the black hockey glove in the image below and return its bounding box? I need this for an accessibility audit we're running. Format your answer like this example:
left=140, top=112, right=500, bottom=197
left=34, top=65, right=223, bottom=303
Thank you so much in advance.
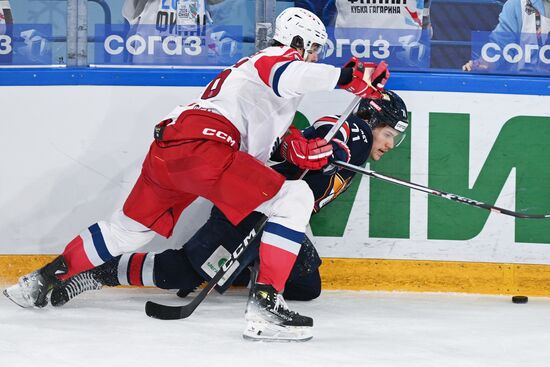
left=322, top=138, right=351, bottom=176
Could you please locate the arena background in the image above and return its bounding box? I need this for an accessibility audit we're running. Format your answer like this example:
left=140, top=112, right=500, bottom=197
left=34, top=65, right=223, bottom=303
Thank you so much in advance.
left=1, top=0, right=550, bottom=296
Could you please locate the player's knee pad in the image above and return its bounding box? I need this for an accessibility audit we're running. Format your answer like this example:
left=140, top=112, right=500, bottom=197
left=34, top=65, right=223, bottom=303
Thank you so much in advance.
left=153, top=249, right=204, bottom=290
left=257, top=180, right=314, bottom=231
left=278, top=180, right=314, bottom=229
left=289, top=179, right=315, bottom=211
left=100, top=210, right=155, bottom=255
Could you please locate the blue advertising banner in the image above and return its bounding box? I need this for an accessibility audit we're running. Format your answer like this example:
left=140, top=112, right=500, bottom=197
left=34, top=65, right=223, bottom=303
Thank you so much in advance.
left=471, top=31, right=550, bottom=75
left=321, top=27, right=431, bottom=69
left=0, top=24, right=53, bottom=65
left=93, top=24, right=244, bottom=66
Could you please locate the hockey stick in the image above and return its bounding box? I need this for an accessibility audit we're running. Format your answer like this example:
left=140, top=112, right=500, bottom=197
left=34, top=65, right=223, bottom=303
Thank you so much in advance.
left=145, top=216, right=269, bottom=320
left=332, top=160, right=550, bottom=219
left=298, top=95, right=362, bottom=179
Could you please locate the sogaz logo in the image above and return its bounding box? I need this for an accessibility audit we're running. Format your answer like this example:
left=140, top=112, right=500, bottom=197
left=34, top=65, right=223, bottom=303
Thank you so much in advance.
left=104, top=34, right=202, bottom=56
left=323, top=37, right=390, bottom=59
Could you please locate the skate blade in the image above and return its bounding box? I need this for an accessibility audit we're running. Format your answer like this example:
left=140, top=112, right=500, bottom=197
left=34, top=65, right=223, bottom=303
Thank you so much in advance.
left=242, top=321, right=313, bottom=342
left=3, top=286, right=34, bottom=308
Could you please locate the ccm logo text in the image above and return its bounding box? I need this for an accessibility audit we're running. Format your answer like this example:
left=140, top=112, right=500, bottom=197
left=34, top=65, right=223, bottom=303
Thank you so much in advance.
left=202, top=128, right=237, bottom=147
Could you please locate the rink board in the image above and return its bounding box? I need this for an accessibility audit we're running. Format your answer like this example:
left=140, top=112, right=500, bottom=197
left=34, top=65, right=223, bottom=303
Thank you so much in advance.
left=1, top=71, right=550, bottom=293
left=2, top=255, right=550, bottom=296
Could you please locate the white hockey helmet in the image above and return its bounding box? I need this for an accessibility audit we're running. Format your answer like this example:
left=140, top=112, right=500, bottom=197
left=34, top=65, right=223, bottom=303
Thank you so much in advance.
left=272, top=7, right=328, bottom=55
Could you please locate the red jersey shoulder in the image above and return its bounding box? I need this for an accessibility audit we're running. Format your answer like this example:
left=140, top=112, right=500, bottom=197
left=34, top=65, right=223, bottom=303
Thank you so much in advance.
left=253, top=47, right=304, bottom=87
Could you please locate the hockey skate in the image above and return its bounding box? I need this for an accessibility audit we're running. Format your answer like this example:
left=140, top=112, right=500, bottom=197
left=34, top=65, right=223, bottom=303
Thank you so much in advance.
left=3, top=255, right=68, bottom=308
left=243, top=283, right=313, bottom=342
left=50, top=270, right=104, bottom=307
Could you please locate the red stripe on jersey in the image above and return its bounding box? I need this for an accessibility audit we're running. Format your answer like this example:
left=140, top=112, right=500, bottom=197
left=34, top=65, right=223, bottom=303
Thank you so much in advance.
left=315, top=116, right=351, bottom=142
left=341, top=120, right=351, bottom=141
left=256, top=242, right=298, bottom=292
left=60, top=235, right=95, bottom=280
left=254, top=48, right=302, bottom=87
left=128, top=253, right=147, bottom=286
left=317, top=116, right=338, bottom=122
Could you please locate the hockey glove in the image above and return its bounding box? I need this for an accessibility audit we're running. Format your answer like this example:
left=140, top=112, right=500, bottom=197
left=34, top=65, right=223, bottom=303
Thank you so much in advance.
left=280, top=126, right=333, bottom=170
left=340, top=57, right=389, bottom=99
left=323, top=138, right=351, bottom=176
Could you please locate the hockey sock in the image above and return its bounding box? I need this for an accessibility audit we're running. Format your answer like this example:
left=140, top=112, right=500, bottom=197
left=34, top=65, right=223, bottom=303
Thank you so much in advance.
left=256, top=222, right=304, bottom=292
left=117, top=253, right=156, bottom=287
left=117, top=250, right=204, bottom=290
left=60, top=223, right=116, bottom=280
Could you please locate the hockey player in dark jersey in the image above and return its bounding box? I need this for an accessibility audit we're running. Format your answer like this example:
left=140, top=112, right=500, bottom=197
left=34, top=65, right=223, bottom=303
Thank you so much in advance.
left=49, top=90, right=409, bottom=311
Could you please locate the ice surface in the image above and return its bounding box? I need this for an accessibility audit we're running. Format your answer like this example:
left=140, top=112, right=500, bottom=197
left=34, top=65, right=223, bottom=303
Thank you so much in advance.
left=1, top=287, right=549, bottom=367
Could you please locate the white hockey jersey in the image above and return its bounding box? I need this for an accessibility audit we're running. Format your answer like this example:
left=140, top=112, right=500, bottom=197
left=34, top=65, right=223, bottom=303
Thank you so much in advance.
left=166, top=46, right=341, bottom=163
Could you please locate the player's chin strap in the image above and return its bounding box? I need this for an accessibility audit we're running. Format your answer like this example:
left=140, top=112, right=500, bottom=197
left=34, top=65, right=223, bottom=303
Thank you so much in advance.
left=298, top=95, right=362, bottom=179
left=332, top=160, right=550, bottom=219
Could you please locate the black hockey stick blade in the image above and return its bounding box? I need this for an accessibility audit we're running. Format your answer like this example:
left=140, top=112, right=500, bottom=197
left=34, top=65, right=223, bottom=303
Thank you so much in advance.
left=145, top=216, right=268, bottom=320
left=145, top=285, right=211, bottom=320
left=145, top=300, right=186, bottom=320
left=145, top=268, right=222, bottom=320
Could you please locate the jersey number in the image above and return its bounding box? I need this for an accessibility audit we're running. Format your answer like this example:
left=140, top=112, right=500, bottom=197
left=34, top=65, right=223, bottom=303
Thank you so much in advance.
left=201, top=57, right=249, bottom=100
left=201, top=69, right=231, bottom=99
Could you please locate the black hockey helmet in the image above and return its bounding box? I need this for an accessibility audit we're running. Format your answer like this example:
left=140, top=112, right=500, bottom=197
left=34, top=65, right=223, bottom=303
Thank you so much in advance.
left=356, top=90, right=409, bottom=146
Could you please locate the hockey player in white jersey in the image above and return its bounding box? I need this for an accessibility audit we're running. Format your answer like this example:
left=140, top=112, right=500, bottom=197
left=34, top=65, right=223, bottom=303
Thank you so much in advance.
left=4, top=7, right=389, bottom=342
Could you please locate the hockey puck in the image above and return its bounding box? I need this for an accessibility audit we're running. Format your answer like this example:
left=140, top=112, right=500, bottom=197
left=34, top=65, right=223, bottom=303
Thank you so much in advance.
left=512, top=296, right=528, bottom=304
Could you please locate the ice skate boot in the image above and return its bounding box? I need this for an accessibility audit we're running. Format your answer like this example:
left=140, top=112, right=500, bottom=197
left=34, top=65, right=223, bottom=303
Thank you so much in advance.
left=243, top=283, right=313, bottom=342
left=49, top=259, right=121, bottom=306
left=50, top=270, right=104, bottom=307
left=3, top=255, right=68, bottom=308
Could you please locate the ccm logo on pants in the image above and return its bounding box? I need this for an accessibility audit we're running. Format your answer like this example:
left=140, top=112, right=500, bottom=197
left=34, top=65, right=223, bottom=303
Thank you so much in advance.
left=202, top=128, right=237, bottom=147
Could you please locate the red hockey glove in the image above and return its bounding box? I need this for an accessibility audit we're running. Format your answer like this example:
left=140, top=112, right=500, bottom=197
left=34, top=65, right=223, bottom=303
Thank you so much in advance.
left=280, top=126, right=333, bottom=170
left=340, top=57, right=389, bottom=99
